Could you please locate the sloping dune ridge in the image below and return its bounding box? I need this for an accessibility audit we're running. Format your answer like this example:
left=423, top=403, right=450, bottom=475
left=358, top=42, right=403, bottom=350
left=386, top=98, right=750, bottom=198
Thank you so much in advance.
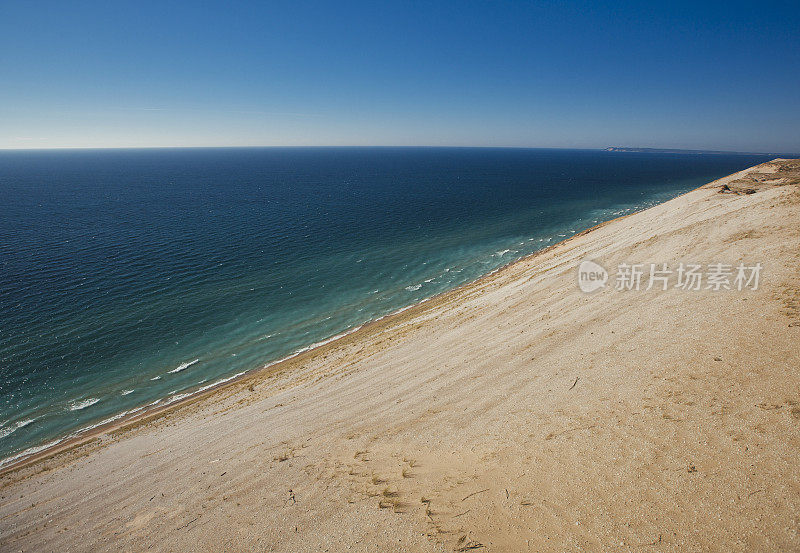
left=1, top=159, right=799, bottom=552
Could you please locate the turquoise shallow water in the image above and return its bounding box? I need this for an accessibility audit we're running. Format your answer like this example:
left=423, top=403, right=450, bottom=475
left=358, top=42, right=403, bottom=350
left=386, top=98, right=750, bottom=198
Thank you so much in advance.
left=0, top=147, right=771, bottom=464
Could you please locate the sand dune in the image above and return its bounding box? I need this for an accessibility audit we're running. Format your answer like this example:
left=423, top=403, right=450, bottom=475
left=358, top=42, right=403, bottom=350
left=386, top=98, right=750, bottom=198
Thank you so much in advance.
left=1, top=159, right=799, bottom=552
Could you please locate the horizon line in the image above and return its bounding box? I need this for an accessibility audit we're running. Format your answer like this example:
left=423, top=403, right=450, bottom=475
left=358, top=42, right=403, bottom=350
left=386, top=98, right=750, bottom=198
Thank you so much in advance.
left=0, top=145, right=795, bottom=156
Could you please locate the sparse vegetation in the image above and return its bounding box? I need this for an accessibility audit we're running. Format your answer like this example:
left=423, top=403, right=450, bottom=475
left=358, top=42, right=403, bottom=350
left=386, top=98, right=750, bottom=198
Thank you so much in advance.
left=378, top=498, right=405, bottom=513
left=274, top=447, right=292, bottom=462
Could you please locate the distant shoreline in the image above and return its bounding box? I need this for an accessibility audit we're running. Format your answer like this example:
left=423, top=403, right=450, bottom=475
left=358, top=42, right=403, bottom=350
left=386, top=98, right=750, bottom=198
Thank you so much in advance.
left=604, top=146, right=798, bottom=156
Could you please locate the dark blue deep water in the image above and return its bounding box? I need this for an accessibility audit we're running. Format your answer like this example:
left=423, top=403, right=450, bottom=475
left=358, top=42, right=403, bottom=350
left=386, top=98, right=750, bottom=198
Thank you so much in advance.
left=0, top=147, right=771, bottom=463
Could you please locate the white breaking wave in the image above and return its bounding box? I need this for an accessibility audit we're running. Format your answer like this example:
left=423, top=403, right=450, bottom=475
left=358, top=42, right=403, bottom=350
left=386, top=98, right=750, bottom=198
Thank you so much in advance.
left=0, top=438, right=65, bottom=468
left=168, top=358, right=199, bottom=374
left=295, top=327, right=363, bottom=355
left=0, top=404, right=153, bottom=467
left=79, top=405, right=146, bottom=433
left=0, top=418, right=37, bottom=440
left=192, top=371, right=247, bottom=396
left=69, top=398, right=100, bottom=411
left=121, top=389, right=134, bottom=395
left=405, top=283, right=422, bottom=291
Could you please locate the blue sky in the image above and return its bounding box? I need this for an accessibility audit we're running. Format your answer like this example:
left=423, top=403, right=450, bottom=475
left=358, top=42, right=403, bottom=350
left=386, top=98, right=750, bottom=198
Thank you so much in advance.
left=1, top=1, right=798, bottom=151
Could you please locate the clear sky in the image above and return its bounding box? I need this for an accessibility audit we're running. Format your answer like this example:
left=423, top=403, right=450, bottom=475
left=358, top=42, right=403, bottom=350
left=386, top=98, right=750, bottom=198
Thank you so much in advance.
left=1, top=1, right=798, bottom=151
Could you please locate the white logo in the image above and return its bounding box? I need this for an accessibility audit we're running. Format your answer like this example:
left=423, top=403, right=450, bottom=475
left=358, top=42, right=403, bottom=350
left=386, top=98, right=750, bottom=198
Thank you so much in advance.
left=576, top=261, right=762, bottom=295
left=577, top=260, right=608, bottom=293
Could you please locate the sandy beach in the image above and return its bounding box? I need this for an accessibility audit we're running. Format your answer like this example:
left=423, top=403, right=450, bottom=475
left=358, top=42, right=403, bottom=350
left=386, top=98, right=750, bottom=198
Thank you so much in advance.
left=1, top=159, right=799, bottom=552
